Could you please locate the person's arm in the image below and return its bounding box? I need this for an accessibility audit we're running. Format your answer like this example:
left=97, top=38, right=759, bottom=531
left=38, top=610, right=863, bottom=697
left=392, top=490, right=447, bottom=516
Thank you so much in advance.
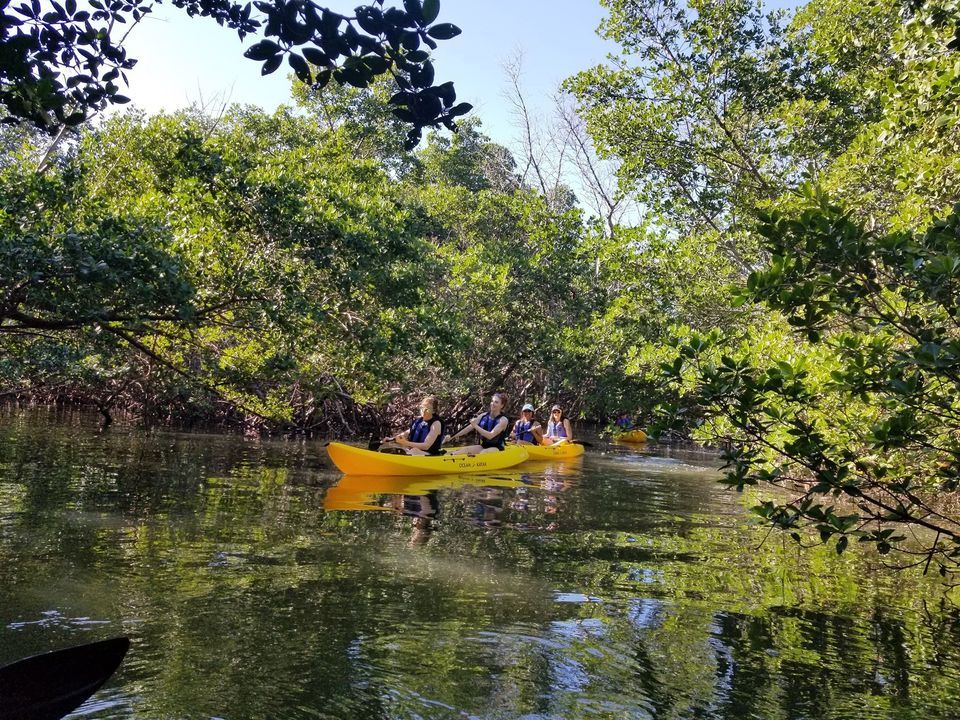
left=445, top=416, right=480, bottom=444
left=398, top=420, right=441, bottom=451
left=563, top=418, right=573, bottom=440
left=531, top=422, right=544, bottom=443
left=475, top=416, right=508, bottom=440
left=384, top=428, right=410, bottom=443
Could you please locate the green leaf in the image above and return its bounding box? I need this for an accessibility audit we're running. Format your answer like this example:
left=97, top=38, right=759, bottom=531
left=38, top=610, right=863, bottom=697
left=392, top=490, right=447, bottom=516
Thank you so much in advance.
left=403, top=0, right=423, bottom=23
left=288, top=53, right=311, bottom=83
left=245, top=40, right=281, bottom=61
left=405, top=50, right=430, bottom=63
left=427, top=22, right=460, bottom=40
left=261, top=54, right=283, bottom=75
left=302, top=47, right=330, bottom=67
left=933, top=114, right=956, bottom=130
left=313, top=68, right=331, bottom=89
left=355, top=7, right=384, bottom=35
left=422, top=0, right=439, bottom=25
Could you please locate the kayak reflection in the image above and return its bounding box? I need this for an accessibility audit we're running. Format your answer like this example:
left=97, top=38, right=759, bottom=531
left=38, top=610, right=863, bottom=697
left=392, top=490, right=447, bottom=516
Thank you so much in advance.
left=323, top=466, right=579, bottom=535
left=323, top=472, right=530, bottom=513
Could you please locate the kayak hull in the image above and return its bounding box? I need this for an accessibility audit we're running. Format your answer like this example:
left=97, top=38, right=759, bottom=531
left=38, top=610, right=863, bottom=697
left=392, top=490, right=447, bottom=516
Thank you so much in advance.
left=326, top=443, right=529, bottom=476
left=616, top=429, right=648, bottom=443
left=518, top=442, right=585, bottom=460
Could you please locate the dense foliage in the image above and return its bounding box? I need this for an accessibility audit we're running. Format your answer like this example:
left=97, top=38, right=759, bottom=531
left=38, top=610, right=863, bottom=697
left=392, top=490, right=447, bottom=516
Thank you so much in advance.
left=0, top=80, right=657, bottom=431
left=568, top=0, right=960, bottom=571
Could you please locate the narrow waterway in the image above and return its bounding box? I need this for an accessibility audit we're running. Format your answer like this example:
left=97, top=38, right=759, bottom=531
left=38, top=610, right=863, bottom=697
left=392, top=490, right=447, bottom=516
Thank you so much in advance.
left=1, top=408, right=958, bottom=719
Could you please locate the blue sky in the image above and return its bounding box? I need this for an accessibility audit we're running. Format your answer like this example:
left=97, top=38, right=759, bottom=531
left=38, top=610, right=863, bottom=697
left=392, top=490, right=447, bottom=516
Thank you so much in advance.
left=122, top=0, right=798, bottom=147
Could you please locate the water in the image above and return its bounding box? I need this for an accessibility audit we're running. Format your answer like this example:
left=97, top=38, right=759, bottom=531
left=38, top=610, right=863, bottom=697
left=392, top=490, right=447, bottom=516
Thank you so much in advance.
left=1, top=407, right=958, bottom=719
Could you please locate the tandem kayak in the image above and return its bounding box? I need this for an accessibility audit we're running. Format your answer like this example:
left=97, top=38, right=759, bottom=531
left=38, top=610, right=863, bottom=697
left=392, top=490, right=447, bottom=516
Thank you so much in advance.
left=326, top=442, right=530, bottom=476
left=515, top=442, right=585, bottom=460
left=616, top=429, right=648, bottom=443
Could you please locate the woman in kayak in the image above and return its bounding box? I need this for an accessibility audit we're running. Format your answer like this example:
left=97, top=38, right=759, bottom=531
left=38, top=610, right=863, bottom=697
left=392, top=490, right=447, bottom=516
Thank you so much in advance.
left=387, top=396, right=444, bottom=456
left=511, top=403, right=543, bottom=445
left=542, top=404, right=574, bottom=444
left=445, top=392, right=511, bottom=454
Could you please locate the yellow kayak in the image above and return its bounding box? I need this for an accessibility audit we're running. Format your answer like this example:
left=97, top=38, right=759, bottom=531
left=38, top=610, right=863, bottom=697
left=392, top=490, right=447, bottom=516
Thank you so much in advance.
left=516, top=442, right=585, bottom=460
left=324, top=473, right=529, bottom=511
left=326, top=442, right=530, bottom=476
left=616, top=429, right=648, bottom=443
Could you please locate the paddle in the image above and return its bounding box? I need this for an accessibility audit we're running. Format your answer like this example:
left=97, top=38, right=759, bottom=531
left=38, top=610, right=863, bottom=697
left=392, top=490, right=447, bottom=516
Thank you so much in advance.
left=370, top=433, right=421, bottom=454
left=0, top=636, right=130, bottom=720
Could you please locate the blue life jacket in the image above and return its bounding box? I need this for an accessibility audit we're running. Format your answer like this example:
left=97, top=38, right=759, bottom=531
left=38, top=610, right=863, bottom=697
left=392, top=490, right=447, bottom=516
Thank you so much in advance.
left=546, top=418, right=568, bottom=439
left=409, top=416, right=444, bottom=455
left=513, top=419, right=536, bottom=443
left=478, top=412, right=508, bottom=450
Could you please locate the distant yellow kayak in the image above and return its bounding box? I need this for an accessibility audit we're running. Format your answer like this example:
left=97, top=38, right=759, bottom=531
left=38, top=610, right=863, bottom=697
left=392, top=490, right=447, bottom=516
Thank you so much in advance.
left=326, top=442, right=530, bottom=476
left=616, top=429, right=648, bottom=443
left=516, top=442, right=585, bottom=460
left=324, top=473, right=529, bottom=511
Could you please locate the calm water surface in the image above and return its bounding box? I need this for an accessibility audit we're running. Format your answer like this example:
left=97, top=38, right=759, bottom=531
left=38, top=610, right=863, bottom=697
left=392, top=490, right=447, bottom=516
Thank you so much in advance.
left=1, top=408, right=959, bottom=719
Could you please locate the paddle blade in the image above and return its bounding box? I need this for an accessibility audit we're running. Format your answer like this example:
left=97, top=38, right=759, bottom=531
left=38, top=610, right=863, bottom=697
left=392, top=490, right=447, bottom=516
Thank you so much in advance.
left=0, top=637, right=130, bottom=720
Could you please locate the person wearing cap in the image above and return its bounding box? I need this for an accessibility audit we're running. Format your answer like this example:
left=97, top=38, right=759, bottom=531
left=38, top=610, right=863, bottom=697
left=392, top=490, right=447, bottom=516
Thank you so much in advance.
left=511, top=403, right=543, bottom=445
left=543, top=404, right=574, bottom=445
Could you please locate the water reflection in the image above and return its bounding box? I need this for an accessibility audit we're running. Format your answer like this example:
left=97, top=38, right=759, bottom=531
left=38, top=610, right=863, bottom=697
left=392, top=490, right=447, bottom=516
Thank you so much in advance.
left=0, top=408, right=958, bottom=719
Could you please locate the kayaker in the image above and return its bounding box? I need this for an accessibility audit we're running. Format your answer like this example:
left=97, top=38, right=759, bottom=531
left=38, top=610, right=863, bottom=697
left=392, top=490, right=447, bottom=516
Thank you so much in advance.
left=543, top=404, right=574, bottom=444
left=445, top=392, right=511, bottom=454
left=387, top=396, right=444, bottom=456
left=511, top=403, right=543, bottom=445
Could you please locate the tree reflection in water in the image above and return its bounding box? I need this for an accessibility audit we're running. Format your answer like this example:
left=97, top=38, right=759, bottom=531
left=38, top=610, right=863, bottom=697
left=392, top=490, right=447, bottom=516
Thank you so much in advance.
left=1, top=409, right=959, bottom=719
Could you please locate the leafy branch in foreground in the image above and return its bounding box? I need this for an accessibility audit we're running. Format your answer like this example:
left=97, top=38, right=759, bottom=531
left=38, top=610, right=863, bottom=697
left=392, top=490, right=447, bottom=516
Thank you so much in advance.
left=654, top=187, right=960, bottom=576
left=1, top=0, right=469, bottom=146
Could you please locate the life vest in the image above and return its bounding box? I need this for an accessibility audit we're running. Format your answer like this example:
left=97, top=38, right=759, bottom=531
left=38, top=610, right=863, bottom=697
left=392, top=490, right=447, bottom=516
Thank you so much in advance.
left=546, top=418, right=568, bottom=439
left=409, top=416, right=444, bottom=455
left=478, top=412, right=509, bottom=450
left=513, top=419, right=536, bottom=443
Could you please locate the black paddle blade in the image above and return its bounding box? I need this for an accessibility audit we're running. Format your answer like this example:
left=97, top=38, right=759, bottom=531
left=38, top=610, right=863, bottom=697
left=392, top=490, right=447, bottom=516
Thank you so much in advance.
left=0, top=636, right=130, bottom=720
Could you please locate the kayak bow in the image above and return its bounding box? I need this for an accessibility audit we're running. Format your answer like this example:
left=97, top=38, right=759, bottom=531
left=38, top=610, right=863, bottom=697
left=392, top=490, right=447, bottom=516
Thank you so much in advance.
left=615, top=429, right=648, bottom=443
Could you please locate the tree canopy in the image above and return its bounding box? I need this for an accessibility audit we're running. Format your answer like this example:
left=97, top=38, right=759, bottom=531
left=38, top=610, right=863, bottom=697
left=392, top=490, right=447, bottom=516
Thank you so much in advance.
left=567, top=0, right=960, bottom=572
